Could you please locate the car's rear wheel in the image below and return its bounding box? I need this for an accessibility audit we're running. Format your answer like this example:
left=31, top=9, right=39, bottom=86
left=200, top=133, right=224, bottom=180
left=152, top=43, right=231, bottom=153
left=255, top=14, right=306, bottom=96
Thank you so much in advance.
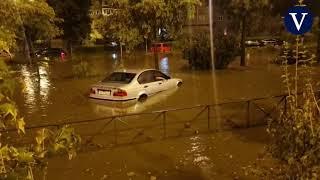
left=138, top=94, right=148, bottom=102
left=177, top=82, right=183, bottom=87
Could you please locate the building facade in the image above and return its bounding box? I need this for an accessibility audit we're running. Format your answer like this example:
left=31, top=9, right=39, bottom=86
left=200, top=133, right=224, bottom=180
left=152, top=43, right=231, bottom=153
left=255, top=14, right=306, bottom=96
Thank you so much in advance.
left=185, top=1, right=232, bottom=36
left=89, top=0, right=117, bottom=17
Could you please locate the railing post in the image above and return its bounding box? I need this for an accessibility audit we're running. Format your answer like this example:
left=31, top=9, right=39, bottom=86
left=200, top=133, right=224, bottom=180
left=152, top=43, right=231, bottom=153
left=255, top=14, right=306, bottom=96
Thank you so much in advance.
left=207, top=105, right=211, bottom=131
left=113, top=118, right=117, bottom=145
left=284, top=96, right=287, bottom=116
left=246, top=100, right=251, bottom=128
left=162, top=112, right=167, bottom=138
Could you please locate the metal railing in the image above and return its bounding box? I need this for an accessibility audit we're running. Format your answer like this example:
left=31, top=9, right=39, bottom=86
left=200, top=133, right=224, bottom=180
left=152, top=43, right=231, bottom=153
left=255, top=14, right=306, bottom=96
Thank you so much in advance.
left=3, top=92, right=298, bottom=151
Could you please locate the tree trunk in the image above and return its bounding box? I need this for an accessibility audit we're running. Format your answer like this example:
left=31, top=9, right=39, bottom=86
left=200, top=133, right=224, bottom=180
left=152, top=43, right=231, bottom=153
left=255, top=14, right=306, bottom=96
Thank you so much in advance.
left=317, top=17, right=320, bottom=63
left=153, top=28, right=159, bottom=70
left=67, top=40, right=73, bottom=59
left=120, top=44, right=123, bottom=60
left=23, top=30, right=32, bottom=64
left=240, top=15, right=246, bottom=66
left=119, top=44, right=125, bottom=69
left=26, top=30, right=34, bottom=60
left=145, top=39, right=148, bottom=54
left=196, top=6, right=199, bottom=24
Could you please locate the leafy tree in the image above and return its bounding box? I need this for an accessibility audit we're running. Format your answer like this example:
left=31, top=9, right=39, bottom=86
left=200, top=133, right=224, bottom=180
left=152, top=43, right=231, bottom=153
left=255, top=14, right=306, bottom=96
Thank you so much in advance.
left=19, top=0, right=61, bottom=61
left=48, top=0, right=91, bottom=56
left=0, top=1, right=19, bottom=55
left=94, top=0, right=142, bottom=59
left=0, top=0, right=60, bottom=63
left=109, top=0, right=142, bottom=57
left=227, top=0, right=269, bottom=66
left=136, top=0, right=200, bottom=69
left=182, top=32, right=239, bottom=70
left=132, top=0, right=200, bottom=48
left=95, top=0, right=200, bottom=68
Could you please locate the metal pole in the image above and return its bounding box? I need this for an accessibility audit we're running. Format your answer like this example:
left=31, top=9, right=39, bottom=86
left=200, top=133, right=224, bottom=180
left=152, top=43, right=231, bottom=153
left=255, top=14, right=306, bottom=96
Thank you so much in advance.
left=207, top=105, right=211, bottom=131
left=246, top=101, right=251, bottom=128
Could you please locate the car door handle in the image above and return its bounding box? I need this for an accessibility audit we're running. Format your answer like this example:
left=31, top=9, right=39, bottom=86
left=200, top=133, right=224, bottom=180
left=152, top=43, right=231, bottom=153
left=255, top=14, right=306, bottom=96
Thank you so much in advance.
left=144, top=85, right=148, bottom=88
left=158, top=82, right=162, bottom=85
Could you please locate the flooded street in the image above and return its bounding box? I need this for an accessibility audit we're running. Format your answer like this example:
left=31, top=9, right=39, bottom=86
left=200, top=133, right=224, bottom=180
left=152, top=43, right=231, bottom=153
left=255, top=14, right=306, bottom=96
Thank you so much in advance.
left=12, top=49, right=288, bottom=125
left=47, top=126, right=268, bottom=180
left=9, top=48, right=320, bottom=179
left=2, top=0, right=319, bottom=178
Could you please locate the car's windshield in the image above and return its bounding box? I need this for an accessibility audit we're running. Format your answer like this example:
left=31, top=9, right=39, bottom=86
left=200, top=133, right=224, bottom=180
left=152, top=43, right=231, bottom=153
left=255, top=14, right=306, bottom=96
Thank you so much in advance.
left=102, top=72, right=136, bottom=84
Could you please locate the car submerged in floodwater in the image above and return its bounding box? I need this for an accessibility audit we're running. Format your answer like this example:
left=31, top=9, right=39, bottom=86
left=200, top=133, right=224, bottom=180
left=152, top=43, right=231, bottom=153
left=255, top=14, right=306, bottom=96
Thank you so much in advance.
left=89, top=69, right=183, bottom=102
left=90, top=86, right=179, bottom=115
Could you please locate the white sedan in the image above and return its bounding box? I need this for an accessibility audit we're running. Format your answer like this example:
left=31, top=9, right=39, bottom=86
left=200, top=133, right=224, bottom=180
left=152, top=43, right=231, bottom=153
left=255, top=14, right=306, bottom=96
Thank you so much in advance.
left=89, top=69, right=182, bottom=102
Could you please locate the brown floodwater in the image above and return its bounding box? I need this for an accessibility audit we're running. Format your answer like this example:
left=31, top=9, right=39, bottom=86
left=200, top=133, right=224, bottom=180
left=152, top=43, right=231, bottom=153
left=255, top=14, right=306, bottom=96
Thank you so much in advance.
left=9, top=48, right=320, bottom=179
left=12, top=49, right=289, bottom=126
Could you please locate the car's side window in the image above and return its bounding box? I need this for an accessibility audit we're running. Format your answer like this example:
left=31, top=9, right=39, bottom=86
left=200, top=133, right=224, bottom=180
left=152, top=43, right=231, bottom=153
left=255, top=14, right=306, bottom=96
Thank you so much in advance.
left=137, top=71, right=155, bottom=84
left=153, top=70, right=170, bottom=81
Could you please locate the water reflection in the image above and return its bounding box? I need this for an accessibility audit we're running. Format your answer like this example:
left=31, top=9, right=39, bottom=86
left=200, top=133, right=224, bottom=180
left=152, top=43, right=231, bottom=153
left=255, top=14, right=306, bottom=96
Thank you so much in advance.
left=20, top=63, right=51, bottom=114
left=38, top=63, right=50, bottom=102
left=89, top=87, right=179, bottom=116
left=160, top=56, right=170, bottom=75
left=188, top=136, right=211, bottom=165
left=20, top=66, right=36, bottom=111
left=181, top=136, right=214, bottom=178
left=112, top=53, right=117, bottom=60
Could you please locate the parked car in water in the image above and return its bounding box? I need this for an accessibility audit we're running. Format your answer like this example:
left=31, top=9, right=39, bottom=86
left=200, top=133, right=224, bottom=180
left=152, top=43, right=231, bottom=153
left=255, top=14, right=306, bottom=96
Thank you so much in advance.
left=150, top=43, right=171, bottom=53
left=245, top=40, right=262, bottom=47
left=104, top=40, right=119, bottom=51
left=34, top=48, right=66, bottom=61
left=89, top=69, right=182, bottom=102
left=261, top=38, right=284, bottom=46
left=90, top=87, right=179, bottom=115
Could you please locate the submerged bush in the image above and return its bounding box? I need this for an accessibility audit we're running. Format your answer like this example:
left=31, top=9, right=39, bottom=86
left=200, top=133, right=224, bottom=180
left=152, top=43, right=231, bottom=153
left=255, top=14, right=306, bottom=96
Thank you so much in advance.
left=72, top=58, right=90, bottom=78
left=274, top=43, right=313, bottom=65
left=182, top=32, right=239, bottom=70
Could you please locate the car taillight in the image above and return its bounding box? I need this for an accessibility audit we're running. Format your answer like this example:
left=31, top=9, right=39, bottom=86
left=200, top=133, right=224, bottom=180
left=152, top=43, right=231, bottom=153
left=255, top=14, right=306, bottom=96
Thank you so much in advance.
left=113, top=89, right=127, bottom=97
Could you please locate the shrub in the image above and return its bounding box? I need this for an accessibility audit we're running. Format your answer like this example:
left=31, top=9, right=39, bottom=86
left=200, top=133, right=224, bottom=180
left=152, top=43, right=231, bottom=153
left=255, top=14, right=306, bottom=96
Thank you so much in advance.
left=214, top=34, right=240, bottom=69
left=0, top=62, right=81, bottom=179
left=182, top=32, right=239, bottom=70
left=72, top=58, right=90, bottom=78
left=274, top=43, right=313, bottom=65
left=267, top=37, right=320, bottom=179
